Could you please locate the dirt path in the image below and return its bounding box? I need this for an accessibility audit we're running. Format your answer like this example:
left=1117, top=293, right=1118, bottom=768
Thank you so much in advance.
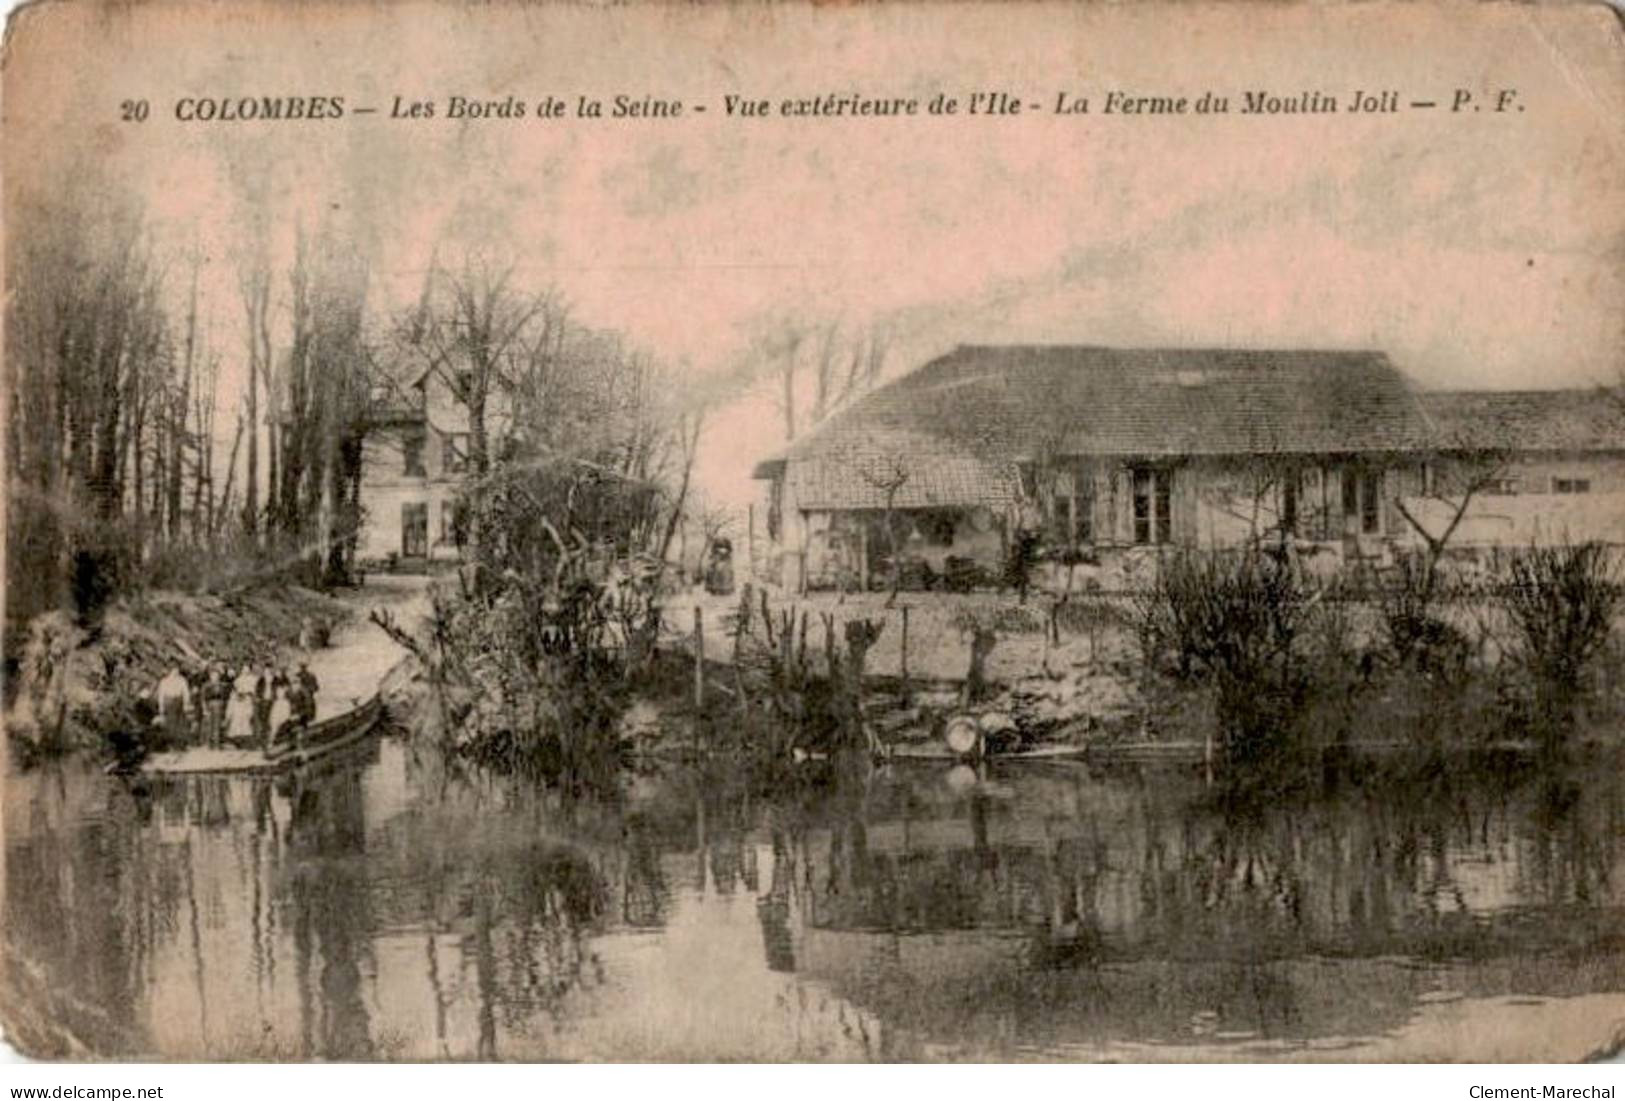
left=301, top=574, right=432, bottom=719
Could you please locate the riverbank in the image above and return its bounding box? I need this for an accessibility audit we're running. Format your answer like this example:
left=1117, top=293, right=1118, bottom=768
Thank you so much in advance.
left=651, top=583, right=1625, bottom=760
left=3, top=576, right=431, bottom=763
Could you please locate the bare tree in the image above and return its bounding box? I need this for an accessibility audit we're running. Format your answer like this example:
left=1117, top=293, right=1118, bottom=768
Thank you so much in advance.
left=237, top=251, right=272, bottom=538
left=758, top=316, right=890, bottom=445
left=272, top=223, right=372, bottom=585
left=857, top=451, right=911, bottom=607
left=162, top=252, right=200, bottom=542
left=658, top=407, right=705, bottom=564
left=404, top=256, right=552, bottom=476
left=776, top=326, right=804, bottom=443
left=1392, top=439, right=1510, bottom=600
left=5, top=183, right=173, bottom=619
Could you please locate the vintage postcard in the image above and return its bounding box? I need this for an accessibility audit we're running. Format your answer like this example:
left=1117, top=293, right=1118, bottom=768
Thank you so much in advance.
left=3, top=0, right=1624, bottom=1065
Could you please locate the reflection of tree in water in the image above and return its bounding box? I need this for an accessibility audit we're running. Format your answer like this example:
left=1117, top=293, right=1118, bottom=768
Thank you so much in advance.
left=802, top=784, right=1061, bottom=936
left=14, top=735, right=1625, bottom=1060
left=758, top=828, right=798, bottom=972
left=620, top=813, right=670, bottom=928
left=3, top=767, right=179, bottom=1056
left=1526, top=771, right=1619, bottom=910
left=1126, top=761, right=1623, bottom=961
left=281, top=765, right=375, bottom=1060
left=359, top=744, right=624, bottom=1057
left=457, top=843, right=609, bottom=1057
left=376, top=763, right=618, bottom=1057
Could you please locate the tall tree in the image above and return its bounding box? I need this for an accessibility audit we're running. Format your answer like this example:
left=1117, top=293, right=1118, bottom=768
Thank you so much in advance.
left=238, top=255, right=271, bottom=538
left=270, top=223, right=372, bottom=585
left=5, top=184, right=172, bottom=620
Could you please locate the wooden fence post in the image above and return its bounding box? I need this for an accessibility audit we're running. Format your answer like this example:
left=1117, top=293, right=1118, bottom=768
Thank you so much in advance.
left=900, top=604, right=911, bottom=703
left=693, top=605, right=705, bottom=711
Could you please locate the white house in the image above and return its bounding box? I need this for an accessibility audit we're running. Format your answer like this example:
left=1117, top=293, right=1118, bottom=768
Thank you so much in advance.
left=356, top=367, right=496, bottom=566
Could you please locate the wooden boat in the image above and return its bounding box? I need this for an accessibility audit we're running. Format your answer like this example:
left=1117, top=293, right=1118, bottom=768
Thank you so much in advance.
left=890, top=741, right=1089, bottom=762
left=134, top=695, right=387, bottom=776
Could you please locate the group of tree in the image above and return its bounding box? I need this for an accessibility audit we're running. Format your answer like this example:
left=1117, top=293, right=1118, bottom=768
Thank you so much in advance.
left=7, top=190, right=215, bottom=625
left=752, top=314, right=891, bottom=444
left=4, top=183, right=707, bottom=633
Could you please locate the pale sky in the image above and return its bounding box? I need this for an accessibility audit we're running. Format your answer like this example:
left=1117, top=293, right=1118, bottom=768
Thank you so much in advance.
left=6, top=1, right=1623, bottom=510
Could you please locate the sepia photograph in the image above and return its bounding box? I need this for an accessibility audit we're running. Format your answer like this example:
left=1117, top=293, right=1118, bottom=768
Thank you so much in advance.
left=3, top=0, right=1625, bottom=1068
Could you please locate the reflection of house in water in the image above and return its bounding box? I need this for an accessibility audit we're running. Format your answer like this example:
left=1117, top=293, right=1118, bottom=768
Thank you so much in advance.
left=771, top=766, right=1625, bottom=1055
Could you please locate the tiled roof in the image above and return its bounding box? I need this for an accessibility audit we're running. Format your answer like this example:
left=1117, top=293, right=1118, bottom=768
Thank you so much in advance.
left=1421, top=389, right=1624, bottom=453
left=786, top=427, right=1022, bottom=510
left=774, top=345, right=1435, bottom=509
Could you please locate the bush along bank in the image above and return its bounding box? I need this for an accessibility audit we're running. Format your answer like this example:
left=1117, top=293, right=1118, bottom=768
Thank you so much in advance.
left=384, top=539, right=1625, bottom=783
left=1126, top=542, right=1625, bottom=771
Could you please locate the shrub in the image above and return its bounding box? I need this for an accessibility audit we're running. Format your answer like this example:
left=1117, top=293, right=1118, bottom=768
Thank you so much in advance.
left=1377, top=554, right=1471, bottom=684
left=1499, top=542, right=1622, bottom=738
left=1130, top=551, right=1314, bottom=762
left=405, top=462, right=667, bottom=790
left=1132, top=552, right=1305, bottom=673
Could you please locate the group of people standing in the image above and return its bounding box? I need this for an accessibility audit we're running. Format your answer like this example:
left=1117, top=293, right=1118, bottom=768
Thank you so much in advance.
left=153, top=658, right=320, bottom=752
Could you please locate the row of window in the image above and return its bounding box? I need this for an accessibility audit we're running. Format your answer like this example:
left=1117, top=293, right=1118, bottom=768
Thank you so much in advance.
left=1046, top=465, right=1178, bottom=546
left=1485, top=476, right=1592, bottom=496
left=400, top=429, right=470, bottom=478
left=1042, top=465, right=1387, bottom=546
left=1043, top=464, right=1601, bottom=549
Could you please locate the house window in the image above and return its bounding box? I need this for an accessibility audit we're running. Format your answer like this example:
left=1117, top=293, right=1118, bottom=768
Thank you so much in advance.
left=1553, top=477, right=1591, bottom=495
left=1132, top=467, right=1173, bottom=545
left=1485, top=477, right=1520, bottom=496
left=1340, top=466, right=1383, bottom=535
left=442, top=432, right=469, bottom=475
left=401, top=502, right=428, bottom=558
left=403, top=429, right=427, bottom=477
left=1281, top=476, right=1299, bottom=535
left=1047, top=470, right=1093, bottom=546
left=1294, top=467, right=1328, bottom=540
left=1361, top=471, right=1381, bottom=534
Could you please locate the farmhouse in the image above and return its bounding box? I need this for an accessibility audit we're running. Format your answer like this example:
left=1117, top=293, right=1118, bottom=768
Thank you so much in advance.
left=751, top=344, right=1438, bottom=591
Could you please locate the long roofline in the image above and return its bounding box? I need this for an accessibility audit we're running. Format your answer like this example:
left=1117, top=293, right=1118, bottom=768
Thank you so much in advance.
left=751, top=343, right=1433, bottom=477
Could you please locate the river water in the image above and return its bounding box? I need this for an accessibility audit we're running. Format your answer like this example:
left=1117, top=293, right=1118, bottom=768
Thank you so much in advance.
left=6, top=736, right=1625, bottom=1061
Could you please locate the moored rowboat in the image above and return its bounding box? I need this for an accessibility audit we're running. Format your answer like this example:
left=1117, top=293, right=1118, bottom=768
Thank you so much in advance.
left=135, top=695, right=386, bottom=776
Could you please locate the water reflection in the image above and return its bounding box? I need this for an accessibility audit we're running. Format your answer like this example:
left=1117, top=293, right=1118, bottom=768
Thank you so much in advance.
left=5, top=741, right=1625, bottom=1060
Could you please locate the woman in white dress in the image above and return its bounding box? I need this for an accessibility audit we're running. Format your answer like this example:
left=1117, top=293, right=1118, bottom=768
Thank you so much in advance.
left=227, top=666, right=258, bottom=745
